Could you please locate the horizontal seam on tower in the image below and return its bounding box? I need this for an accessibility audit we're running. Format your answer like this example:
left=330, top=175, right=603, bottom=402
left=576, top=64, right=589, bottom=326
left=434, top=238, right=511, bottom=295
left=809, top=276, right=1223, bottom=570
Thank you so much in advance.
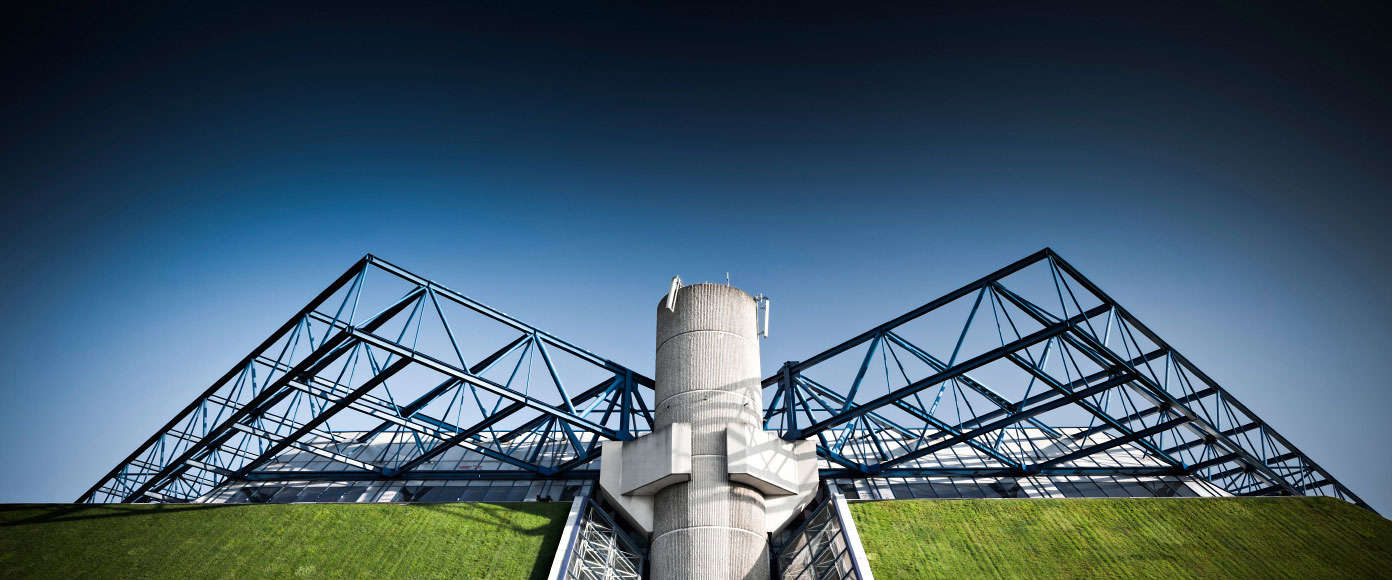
left=656, top=328, right=754, bottom=353
left=651, top=525, right=767, bottom=544
left=656, top=389, right=758, bottom=410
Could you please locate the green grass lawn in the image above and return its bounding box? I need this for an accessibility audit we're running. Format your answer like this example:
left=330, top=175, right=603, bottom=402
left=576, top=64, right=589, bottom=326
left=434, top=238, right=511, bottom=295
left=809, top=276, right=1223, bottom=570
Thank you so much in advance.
left=850, top=497, right=1392, bottom=580
left=0, top=502, right=570, bottom=580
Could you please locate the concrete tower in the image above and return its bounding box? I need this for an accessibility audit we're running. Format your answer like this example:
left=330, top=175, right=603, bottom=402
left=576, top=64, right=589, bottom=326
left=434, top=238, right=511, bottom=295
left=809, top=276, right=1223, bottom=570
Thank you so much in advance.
left=600, top=282, right=818, bottom=580
left=652, top=283, right=769, bottom=579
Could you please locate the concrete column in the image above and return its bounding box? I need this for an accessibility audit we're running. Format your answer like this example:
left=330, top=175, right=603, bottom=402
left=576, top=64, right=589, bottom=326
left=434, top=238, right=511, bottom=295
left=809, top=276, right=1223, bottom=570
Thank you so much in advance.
left=651, top=283, right=768, bottom=580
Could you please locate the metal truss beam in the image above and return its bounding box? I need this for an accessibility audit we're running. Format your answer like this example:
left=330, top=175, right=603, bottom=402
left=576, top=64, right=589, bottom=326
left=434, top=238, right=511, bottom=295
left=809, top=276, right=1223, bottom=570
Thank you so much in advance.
left=764, top=248, right=1370, bottom=510
left=241, top=469, right=603, bottom=482
left=817, top=466, right=1187, bottom=479
left=77, top=257, right=371, bottom=504
left=79, top=255, right=653, bottom=504
left=82, top=249, right=1367, bottom=514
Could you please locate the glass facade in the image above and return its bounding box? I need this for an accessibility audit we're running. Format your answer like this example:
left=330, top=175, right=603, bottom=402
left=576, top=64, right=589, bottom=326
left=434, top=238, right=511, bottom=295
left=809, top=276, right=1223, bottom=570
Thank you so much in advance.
left=197, top=426, right=1224, bottom=504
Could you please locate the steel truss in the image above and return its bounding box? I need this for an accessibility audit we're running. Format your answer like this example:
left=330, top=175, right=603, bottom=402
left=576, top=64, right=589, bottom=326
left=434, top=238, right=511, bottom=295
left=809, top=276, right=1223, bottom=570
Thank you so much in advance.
left=763, top=249, right=1368, bottom=509
left=81, top=249, right=1368, bottom=511
left=79, top=255, right=653, bottom=504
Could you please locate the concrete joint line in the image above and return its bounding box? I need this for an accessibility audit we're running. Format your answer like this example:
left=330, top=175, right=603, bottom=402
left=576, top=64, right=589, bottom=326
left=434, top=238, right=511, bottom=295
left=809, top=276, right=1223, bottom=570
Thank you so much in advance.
left=656, top=389, right=757, bottom=412
left=656, top=329, right=754, bottom=353
left=651, top=525, right=769, bottom=544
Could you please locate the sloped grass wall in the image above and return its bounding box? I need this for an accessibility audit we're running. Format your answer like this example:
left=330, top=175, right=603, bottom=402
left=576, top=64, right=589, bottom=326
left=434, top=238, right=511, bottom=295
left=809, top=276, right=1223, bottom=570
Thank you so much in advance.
left=0, top=502, right=569, bottom=580
left=850, top=497, right=1392, bottom=580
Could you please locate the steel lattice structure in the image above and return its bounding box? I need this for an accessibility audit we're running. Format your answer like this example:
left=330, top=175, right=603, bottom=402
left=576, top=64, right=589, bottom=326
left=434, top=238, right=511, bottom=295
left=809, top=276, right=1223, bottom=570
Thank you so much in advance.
left=79, top=249, right=1369, bottom=511
left=563, top=500, right=646, bottom=580
left=774, top=493, right=860, bottom=580
left=762, top=249, right=1366, bottom=508
left=79, top=256, right=653, bottom=504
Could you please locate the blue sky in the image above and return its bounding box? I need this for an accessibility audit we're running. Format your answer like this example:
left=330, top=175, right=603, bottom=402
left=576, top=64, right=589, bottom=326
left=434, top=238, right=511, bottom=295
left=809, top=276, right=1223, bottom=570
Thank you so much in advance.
left=1, top=2, right=1389, bottom=512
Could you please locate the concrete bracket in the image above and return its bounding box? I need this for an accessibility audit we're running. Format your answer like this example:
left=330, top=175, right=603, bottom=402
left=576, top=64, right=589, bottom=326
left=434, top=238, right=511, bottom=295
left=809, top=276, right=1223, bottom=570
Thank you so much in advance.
left=725, top=425, right=819, bottom=533
left=726, top=424, right=800, bottom=495
left=598, top=422, right=693, bottom=535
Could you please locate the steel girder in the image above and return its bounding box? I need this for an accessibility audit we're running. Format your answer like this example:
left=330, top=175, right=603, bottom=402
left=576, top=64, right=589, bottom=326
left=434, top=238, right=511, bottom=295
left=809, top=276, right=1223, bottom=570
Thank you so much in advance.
left=762, top=248, right=1370, bottom=510
left=78, top=255, right=653, bottom=504
left=80, top=249, right=1368, bottom=512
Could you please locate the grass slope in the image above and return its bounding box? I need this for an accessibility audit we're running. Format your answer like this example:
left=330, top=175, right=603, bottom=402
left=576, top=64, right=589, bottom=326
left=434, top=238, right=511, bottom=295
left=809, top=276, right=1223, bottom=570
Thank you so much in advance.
left=0, top=502, right=570, bottom=580
left=850, top=497, right=1392, bottom=580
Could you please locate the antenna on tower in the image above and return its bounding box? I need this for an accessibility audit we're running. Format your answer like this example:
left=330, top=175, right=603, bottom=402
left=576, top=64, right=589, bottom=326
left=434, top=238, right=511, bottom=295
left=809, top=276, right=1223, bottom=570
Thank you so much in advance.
left=753, top=294, right=770, bottom=338
left=666, top=276, right=683, bottom=311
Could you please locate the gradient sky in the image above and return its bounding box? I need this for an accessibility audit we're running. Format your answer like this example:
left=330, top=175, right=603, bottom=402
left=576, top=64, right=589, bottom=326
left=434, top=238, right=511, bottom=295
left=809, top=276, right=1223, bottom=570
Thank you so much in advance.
left=2, top=2, right=1389, bottom=512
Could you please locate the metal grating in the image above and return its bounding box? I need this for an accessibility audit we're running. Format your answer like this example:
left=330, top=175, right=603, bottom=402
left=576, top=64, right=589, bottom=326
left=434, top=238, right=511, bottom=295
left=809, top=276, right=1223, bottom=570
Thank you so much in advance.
left=775, top=496, right=861, bottom=580
left=563, top=500, right=644, bottom=580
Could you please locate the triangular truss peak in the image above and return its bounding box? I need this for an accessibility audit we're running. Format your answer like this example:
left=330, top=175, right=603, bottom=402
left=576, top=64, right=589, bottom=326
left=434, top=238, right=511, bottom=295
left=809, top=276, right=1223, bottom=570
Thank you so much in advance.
left=762, top=248, right=1369, bottom=509
left=79, top=255, right=653, bottom=504
left=81, top=250, right=1368, bottom=512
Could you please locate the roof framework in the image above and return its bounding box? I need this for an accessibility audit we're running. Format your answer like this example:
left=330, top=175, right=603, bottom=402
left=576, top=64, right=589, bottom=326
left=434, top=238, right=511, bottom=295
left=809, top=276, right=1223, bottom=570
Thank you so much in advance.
left=78, top=250, right=1369, bottom=510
